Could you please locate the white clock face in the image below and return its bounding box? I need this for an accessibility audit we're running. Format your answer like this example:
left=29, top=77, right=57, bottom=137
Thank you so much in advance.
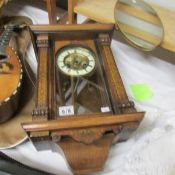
left=57, top=46, right=96, bottom=77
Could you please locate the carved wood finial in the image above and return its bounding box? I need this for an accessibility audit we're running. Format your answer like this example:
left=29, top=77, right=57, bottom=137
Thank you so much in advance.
left=36, top=35, right=49, bottom=48
left=32, top=107, right=49, bottom=117
left=98, top=34, right=111, bottom=45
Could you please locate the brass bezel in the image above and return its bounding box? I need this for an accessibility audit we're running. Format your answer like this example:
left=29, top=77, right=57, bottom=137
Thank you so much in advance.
left=56, top=44, right=97, bottom=77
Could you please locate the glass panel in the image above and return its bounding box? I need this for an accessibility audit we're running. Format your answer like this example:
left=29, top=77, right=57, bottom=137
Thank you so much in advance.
left=55, top=45, right=112, bottom=116
left=114, top=0, right=164, bottom=51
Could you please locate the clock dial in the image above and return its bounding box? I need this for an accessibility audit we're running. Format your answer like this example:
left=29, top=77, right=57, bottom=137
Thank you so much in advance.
left=57, top=45, right=96, bottom=77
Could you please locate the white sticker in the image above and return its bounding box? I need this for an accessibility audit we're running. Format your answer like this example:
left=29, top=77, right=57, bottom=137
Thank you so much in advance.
left=101, top=107, right=110, bottom=113
left=59, top=106, right=74, bottom=116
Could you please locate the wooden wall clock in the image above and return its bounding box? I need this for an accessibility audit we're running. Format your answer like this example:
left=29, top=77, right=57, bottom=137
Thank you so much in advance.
left=22, top=24, right=144, bottom=175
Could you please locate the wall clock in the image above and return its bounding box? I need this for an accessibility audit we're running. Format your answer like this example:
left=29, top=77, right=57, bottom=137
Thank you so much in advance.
left=22, top=24, right=144, bottom=175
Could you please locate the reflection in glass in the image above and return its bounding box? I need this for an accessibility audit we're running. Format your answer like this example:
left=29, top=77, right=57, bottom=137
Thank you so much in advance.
left=55, top=45, right=112, bottom=116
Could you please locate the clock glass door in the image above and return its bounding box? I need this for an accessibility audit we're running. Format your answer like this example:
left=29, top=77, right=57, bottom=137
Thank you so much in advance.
left=55, top=44, right=112, bottom=116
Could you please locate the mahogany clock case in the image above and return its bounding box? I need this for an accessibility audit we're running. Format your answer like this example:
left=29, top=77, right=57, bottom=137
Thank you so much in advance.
left=23, top=23, right=144, bottom=133
left=22, top=24, right=144, bottom=174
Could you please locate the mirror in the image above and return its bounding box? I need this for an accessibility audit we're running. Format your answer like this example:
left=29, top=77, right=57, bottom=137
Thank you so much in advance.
left=114, top=0, right=164, bottom=51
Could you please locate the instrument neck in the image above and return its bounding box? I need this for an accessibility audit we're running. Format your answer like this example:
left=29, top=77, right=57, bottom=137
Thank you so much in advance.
left=0, top=25, right=15, bottom=49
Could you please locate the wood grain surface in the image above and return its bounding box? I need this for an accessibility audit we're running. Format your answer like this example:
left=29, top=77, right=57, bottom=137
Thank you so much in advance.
left=74, top=0, right=175, bottom=52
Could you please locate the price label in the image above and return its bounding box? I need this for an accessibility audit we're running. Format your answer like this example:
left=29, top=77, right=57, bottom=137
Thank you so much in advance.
left=101, top=107, right=110, bottom=113
left=59, top=106, right=74, bottom=116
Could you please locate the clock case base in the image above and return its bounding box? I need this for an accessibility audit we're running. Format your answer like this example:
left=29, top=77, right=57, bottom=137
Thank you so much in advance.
left=22, top=24, right=144, bottom=175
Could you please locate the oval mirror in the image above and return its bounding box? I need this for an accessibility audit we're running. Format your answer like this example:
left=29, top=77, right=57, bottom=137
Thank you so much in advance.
left=114, top=0, right=164, bottom=51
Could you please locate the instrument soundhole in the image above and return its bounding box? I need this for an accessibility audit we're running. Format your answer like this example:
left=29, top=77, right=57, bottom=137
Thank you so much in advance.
left=0, top=54, right=8, bottom=61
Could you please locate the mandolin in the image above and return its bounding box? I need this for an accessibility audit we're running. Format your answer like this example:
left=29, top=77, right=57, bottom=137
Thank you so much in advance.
left=0, top=24, right=23, bottom=123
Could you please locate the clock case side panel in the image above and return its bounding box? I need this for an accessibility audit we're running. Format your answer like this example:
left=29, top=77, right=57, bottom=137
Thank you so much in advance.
left=29, top=33, right=56, bottom=140
left=23, top=24, right=144, bottom=144
left=96, top=34, right=137, bottom=114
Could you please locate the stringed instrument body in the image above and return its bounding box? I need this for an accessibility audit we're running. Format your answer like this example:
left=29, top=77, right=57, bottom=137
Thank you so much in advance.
left=0, top=24, right=23, bottom=123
